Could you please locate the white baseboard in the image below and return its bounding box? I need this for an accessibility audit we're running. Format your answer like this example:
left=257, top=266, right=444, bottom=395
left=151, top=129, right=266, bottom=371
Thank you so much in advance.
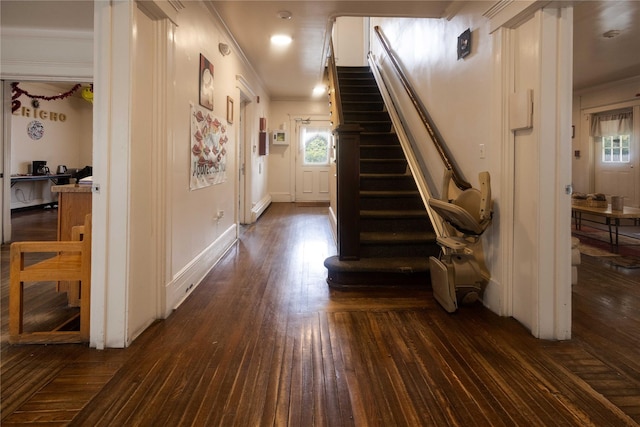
left=165, top=224, right=237, bottom=316
left=270, top=192, right=293, bottom=203
left=481, top=277, right=503, bottom=316
left=328, top=206, right=337, bottom=243
left=251, top=194, right=272, bottom=222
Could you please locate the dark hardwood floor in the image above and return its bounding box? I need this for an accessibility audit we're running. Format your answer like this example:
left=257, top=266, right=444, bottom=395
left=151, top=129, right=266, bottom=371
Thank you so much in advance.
left=2, top=203, right=640, bottom=426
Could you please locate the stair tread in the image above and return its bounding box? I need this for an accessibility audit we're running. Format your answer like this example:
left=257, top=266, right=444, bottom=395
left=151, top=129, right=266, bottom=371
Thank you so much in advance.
left=361, top=173, right=412, bottom=178
left=361, top=190, right=420, bottom=197
left=361, top=210, right=428, bottom=218
left=324, top=255, right=430, bottom=273
left=361, top=231, right=436, bottom=243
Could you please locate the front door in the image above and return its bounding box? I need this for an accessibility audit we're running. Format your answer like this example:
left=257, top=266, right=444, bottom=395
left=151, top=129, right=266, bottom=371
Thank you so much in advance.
left=295, top=123, right=332, bottom=202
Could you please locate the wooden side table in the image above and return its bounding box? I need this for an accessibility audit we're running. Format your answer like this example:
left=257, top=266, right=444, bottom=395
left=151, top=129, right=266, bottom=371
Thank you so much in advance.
left=51, top=184, right=92, bottom=305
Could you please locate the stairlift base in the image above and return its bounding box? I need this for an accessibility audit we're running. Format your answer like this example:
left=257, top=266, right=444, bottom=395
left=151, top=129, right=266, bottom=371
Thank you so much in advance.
left=429, top=253, right=483, bottom=313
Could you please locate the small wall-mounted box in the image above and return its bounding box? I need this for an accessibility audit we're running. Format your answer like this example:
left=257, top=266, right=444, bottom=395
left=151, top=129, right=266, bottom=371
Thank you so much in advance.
left=272, top=130, right=288, bottom=145
left=258, top=132, right=269, bottom=155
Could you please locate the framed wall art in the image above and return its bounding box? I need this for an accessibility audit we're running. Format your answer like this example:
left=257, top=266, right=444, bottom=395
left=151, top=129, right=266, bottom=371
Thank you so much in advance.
left=199, top=54, right=214, bottom=110
left=457, top=28, right=471, bottom=60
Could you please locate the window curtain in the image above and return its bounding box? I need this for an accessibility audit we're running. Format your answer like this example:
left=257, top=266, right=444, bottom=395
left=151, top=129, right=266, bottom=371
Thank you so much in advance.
left=590, top=110, right=633, bottom=137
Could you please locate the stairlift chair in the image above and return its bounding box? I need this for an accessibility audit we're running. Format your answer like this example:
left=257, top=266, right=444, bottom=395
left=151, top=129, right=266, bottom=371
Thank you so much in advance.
left=428, top=171, right=493, bottom=313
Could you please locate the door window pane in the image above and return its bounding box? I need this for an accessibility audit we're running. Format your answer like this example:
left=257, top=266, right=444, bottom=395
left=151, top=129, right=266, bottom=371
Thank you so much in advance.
left=302, top=128, right=331, bottom=165
left=601, top=135, right=630, bottom=163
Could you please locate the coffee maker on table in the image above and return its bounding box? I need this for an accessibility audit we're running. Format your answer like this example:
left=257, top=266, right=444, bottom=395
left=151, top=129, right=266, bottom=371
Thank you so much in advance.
left=31, top=160, right=49, bottom=175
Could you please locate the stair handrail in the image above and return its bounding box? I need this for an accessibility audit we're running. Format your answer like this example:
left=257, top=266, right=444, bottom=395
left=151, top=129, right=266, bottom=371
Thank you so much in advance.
left=327, top=39, right=343, bottom=128
left=373, top=26, right=471, bottom=191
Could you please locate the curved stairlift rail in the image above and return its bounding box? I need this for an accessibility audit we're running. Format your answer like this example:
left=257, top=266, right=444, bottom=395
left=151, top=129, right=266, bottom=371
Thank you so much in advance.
left=372, top=26, right=471, bottom=192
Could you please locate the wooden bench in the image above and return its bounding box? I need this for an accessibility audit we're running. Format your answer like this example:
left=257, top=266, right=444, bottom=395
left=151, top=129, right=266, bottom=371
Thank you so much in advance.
left=9, top=214, right=92, bottom=344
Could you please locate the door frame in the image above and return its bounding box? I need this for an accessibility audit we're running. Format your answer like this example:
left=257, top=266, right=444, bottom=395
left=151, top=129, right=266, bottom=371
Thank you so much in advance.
left=2, top=81, right=10, bottom=243
left=236, top=75, right=256, bottom=224
left=293, top=117, right=332, bottom=202
left=582, top=102, right=640, bottom=207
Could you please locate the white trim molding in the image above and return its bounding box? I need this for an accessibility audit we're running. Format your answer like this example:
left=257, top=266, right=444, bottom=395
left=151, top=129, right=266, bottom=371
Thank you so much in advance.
left=166, top=224, right=237, bottom=315
left=251, top=194, right=272, bottom=223
left=0, top=27, right=93, bottom=80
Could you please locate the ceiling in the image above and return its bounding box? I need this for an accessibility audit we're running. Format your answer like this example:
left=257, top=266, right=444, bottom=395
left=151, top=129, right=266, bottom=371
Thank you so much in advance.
left=2, top=1, right=640, bottom=98
left=209, top=1, right=452, bottom=99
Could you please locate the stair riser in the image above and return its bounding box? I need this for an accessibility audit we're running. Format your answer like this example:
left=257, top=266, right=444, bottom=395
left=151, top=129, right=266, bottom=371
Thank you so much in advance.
left=338, top=76, right=376, bottom=89
left=337, top=71, right=374, bottom=80
left=361, top=146, right=404, bottom=159
left=360, top=134, right=400, bottom=145
left=326, top=271, right=431, bottom=289
left=348, top=121, right=392, bottom=133
left=360, top=162, right=407, bottom=174
left=343, top=102, right=385, bottom=112
left=341, top=93, right=383, bottom=103
left=360, top=176, right=416, bottom=191
left=359, top=243, right=440, bottom=259
left=344, top=111, right=390, bottom=122
left=360, top=218, right=432, bottom=233
left=360, top=196, right=425, bottom=211
left=340, top=85, right=378, bottom=94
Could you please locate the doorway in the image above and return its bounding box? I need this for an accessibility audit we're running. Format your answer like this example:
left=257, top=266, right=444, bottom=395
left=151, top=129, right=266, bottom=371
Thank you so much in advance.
left=2, top=80, right=93, bottom=243
left=294, top=121, right=332, bottom=202
left=589, top=106, right=640, bottom=207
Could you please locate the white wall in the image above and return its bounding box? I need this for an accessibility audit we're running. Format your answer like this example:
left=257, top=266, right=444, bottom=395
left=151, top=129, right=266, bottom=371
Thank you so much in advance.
left=147, top=2, right=271, bottom=325
left=10, top=82, right=92, bottom=209
left=268, top=100, right=330, bottom=202
left=334, top=17, right=367, bottom=67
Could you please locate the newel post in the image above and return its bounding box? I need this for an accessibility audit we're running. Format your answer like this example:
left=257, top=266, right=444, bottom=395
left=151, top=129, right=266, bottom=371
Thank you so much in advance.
left=334, top=123, right=362, bottom=260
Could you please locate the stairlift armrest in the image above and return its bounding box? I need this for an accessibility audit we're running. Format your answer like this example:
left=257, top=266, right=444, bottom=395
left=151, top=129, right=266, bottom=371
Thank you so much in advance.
left=479, top=171, right=492, bottom=221
left=436, top=236, right=467, bottom=250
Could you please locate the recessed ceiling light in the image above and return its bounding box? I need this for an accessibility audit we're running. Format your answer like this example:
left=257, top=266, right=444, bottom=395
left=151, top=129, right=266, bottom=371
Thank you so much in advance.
left=271, top=34, right=292, bottom=46
left=602, top=30, right=621, bottom=38
left=277, top=10, right=292, bottom=20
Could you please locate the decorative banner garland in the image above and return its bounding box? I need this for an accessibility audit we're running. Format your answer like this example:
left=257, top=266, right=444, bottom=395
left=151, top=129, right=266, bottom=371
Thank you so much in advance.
left=11, top=82, right=82, bottom=113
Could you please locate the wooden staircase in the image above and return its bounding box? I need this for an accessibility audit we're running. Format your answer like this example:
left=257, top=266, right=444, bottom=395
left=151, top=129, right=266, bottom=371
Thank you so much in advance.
left=325, top=66, right=440, bottom=289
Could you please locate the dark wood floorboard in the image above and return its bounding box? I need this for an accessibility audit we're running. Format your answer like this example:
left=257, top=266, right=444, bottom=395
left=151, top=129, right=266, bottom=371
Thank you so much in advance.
left=2, top=203, right=640, bottom=425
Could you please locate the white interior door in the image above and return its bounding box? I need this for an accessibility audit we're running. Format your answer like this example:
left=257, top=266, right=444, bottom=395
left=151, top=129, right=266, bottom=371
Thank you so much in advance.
left=295, top=123, right=332, bottom=202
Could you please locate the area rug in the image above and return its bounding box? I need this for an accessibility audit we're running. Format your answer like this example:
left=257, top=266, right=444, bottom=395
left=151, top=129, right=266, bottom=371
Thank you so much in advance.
left=607, top=256, right=640, bottom=269
left=575, top=233, right=640, bottom=269
left=572, top=229, right=640, bottom=247
left=572, top=226, right=640, bottom=259
left=577, top=242, right=617, bottom=257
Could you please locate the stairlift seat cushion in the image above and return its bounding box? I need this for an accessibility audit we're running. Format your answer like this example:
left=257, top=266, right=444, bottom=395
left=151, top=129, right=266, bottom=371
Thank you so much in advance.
left=454, top=189, right=482, bottom=223
left=428, top=198, right=487, bottom=236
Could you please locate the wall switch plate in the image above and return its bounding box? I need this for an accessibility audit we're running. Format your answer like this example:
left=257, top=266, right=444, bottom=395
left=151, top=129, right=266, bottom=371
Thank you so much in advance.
left=479, top=144, right=486, bottom=159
